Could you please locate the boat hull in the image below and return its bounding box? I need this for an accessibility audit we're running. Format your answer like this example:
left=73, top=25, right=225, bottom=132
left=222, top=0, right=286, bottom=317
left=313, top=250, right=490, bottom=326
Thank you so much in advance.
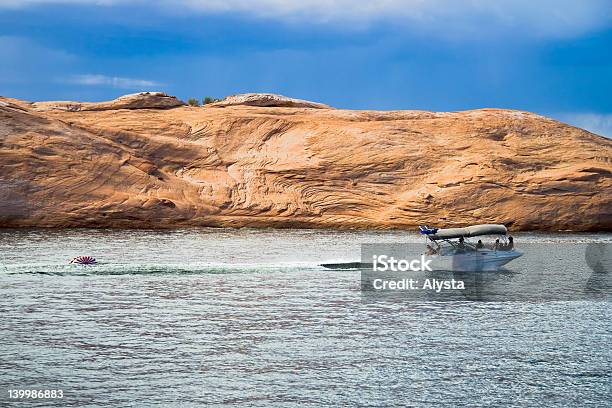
left=430, top=250, right=522, bottom=272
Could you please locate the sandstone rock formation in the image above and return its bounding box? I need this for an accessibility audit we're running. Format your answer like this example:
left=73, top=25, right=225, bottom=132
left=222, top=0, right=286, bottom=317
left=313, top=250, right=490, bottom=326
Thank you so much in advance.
left=0, top=93, right=610, bottom=230
left=208, top=93, right=330, bottom=109
left=31, top=92, right=185, bottom=112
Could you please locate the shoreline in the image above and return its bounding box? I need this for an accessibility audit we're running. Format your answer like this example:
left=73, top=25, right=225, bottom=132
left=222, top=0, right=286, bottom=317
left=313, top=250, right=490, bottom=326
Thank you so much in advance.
left=1, top=224, right=611, bottom=233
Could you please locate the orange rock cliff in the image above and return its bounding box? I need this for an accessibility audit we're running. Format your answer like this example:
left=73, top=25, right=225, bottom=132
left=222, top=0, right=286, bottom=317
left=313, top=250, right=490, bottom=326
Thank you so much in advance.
left=1, top=92, right=610, bottom=231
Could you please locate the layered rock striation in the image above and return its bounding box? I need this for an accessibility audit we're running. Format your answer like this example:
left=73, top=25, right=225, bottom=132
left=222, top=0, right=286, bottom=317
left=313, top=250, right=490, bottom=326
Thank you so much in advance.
left=208, top=93, right=331, bottom=109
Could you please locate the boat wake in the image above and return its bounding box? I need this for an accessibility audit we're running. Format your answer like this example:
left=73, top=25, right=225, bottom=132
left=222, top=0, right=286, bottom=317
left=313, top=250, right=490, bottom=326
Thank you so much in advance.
left=1, top=262, right=333, bottom=276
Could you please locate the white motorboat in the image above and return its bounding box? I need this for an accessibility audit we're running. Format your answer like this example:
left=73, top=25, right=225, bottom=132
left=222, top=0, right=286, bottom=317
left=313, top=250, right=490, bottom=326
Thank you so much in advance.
left=420, top=224, right=522, bottom=271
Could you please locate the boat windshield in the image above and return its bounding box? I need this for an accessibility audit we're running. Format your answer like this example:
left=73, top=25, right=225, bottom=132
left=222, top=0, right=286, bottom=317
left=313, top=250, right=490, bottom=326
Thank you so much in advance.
left=428, top=235, right=512, bottom=255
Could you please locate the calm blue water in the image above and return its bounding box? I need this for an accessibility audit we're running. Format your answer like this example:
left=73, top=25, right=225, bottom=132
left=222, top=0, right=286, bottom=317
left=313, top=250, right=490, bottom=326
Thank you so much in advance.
left=0, top=229, right=610, bottom=407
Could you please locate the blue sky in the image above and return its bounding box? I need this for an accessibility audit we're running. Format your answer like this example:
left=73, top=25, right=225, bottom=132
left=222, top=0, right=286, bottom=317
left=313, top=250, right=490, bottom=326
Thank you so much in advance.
left=1, top=0, right=611, bottom=136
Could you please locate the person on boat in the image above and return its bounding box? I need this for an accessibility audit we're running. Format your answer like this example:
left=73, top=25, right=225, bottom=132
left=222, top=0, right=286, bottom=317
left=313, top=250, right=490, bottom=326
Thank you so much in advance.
left=504, top=236, right=514, bottom=251
left=493, top=239, right=500, bottom=251
left=476, top=239, right=484, bottom=249
left=456, top=237, right=466, bottom=253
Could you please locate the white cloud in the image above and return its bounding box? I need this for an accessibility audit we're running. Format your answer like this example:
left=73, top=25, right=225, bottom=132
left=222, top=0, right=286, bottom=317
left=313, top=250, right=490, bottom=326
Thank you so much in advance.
left=1, top=0, right=611, bottom=38
left=66, top=74, right=161, bottom=89
left=555, top=113, right=612, bottom=138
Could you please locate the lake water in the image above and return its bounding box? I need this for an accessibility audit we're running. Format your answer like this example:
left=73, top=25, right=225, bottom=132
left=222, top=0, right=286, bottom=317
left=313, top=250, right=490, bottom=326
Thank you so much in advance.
left=0, top=229, right=610, bottom=407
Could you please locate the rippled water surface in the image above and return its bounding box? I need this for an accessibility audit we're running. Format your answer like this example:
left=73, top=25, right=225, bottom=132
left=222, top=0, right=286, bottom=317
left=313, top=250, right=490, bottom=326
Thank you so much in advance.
left=0, top=229, right=610, bottom=407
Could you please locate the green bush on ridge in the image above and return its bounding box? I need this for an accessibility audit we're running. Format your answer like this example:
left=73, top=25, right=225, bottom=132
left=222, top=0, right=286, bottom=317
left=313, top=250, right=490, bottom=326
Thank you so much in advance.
left=203, top=96, right=221, bottom=105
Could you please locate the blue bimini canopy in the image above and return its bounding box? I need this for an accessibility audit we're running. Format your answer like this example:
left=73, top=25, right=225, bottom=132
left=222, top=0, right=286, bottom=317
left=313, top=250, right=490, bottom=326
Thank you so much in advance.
left=419, top=225, right=439, bottom=235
